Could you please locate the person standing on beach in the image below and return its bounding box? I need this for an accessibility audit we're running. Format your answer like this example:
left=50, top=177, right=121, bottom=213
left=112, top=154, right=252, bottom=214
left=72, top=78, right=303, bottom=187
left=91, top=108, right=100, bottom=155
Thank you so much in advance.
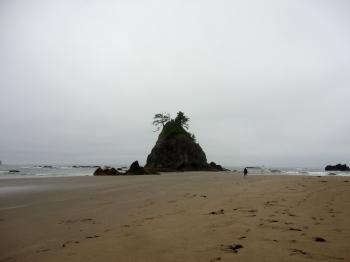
left=244, top=168, right=248, bottom=176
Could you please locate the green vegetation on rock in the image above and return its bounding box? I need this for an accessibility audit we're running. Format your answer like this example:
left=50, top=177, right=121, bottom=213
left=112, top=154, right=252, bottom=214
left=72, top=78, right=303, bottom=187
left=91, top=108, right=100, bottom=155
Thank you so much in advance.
left=153, top=111, right=195, bottom=141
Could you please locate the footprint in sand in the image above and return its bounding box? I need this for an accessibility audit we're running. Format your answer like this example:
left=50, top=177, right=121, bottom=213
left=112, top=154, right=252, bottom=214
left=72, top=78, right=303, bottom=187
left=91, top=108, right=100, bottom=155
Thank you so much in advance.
left=234, top=208, right=258, bottom=217
left=86, top=235, right=100, bottom=239
left=62, top=241, right=73, bottom=248
left=314, top=237, right=326, bottom=242
left=264, top=201, right=278, bottom=207
left=184, top=193, right=197, bottom=199
left=59, top=218, right=96, bottom=225
left=247, top=209, right=258, bottom=215
left=266, top=219, right=279, bottom=223
left=289, top=249, right=312, bottom=258
left=222, top=244, right=243, bottom=253
left=36, top=248, right=50, bottom=253
left=246, top=213, right=257, bottom=217
left=209, top=209, right=224, bottom=215
left=288, top=227, right=303, bottom=232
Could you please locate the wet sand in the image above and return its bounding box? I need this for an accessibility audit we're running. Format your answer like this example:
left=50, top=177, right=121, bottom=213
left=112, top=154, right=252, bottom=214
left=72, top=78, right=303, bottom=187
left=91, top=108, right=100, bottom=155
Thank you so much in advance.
left=1, top=172, right=350, bottom=262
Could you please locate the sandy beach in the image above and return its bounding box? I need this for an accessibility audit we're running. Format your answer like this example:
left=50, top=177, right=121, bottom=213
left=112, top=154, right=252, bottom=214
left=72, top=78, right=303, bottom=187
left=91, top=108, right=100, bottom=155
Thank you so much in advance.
left=1, top=172, right=350, bottom=262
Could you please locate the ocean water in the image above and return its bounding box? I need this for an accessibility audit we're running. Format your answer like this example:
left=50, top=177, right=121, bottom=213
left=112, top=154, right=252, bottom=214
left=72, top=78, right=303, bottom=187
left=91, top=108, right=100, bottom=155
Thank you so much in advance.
left=228, top=166, right=350, bottom=177
left=0, top=165, right=349, bottom=179
left=0, top=165, right=127, bottom=179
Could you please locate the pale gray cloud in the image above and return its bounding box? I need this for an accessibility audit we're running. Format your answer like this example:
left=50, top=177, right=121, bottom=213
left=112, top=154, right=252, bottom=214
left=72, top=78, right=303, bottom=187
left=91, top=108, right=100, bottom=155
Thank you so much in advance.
left=1, top=0, right=349, bottom=167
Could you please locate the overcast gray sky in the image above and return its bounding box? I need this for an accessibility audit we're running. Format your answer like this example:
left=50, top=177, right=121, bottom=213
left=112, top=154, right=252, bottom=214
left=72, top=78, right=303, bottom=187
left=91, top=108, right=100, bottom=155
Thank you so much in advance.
left=1, top=0, right=349, bottom=167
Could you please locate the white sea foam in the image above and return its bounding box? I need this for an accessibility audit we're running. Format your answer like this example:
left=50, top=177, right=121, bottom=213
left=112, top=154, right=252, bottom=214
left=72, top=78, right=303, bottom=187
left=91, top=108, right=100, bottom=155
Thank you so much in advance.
left=228, top=166, right=350, bottom=177
left=1, top=165, right=350, bottom=179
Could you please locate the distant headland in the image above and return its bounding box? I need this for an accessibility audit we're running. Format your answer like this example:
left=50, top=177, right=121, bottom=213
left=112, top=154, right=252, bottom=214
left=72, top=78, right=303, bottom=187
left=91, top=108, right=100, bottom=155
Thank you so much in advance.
left=325, top=163, right=350, bottom=172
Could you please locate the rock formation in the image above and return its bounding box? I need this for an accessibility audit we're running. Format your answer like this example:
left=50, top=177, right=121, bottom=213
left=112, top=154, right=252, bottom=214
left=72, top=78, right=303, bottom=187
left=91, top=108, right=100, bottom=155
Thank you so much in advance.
left=94, top=112, right=226, bottom=174
left=325, top=163, right=350, bottom=171
left=128, top=161, right=142, bottom=173
left=146, top=121, right=208, bottom=170
left=93, top=167, right=121, bottom=176
left=126, top=161, right=159, bottom=175
left=146, top=113, right=225, bottom=171
left=93, top=161, right=158, bottom=176
left=209, top=162, right=226, bottom=171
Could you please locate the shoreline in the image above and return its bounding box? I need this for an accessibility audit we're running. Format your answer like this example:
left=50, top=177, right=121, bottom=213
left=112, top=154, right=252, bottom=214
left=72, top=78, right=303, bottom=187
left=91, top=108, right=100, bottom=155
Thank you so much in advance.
left=1, top=172, right=350, bottom=261
left=1, top=164, right=350, bottom=181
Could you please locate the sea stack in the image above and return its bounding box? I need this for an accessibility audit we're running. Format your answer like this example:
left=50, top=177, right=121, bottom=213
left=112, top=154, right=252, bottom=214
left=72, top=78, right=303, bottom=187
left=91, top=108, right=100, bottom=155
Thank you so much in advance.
left=325, top=163, right=350, bottom=171
left=146, top=112, right=223, bottom=171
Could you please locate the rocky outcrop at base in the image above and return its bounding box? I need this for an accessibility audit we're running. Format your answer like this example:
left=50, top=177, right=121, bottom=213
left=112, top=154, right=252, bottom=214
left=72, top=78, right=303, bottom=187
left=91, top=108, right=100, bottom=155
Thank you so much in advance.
left=325, top=164, right=350, bottom=171
left=93, top=167, right=121, bottom=176
left=209, top=162, right=228, bottom=171
left=93, top=161, right=159, bottom=176
left=127, top=161, right=142, bottom=173
left=126, top=161, right=159, bottom=175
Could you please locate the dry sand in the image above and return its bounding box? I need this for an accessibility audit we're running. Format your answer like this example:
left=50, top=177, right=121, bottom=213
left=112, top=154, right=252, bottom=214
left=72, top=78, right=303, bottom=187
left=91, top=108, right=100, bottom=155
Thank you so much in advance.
left=1, top=172, right=350, bottom=262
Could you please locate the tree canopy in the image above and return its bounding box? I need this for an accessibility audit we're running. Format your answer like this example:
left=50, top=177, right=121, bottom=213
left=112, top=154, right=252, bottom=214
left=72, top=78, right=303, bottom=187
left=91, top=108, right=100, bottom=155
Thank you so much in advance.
left=152, top=111, right=197, bottom=142
left=175, top=111, right=190, bottom=130
left=153, top=111, right=190, bottom=131
left=152, top=113, right=171, bottom=131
